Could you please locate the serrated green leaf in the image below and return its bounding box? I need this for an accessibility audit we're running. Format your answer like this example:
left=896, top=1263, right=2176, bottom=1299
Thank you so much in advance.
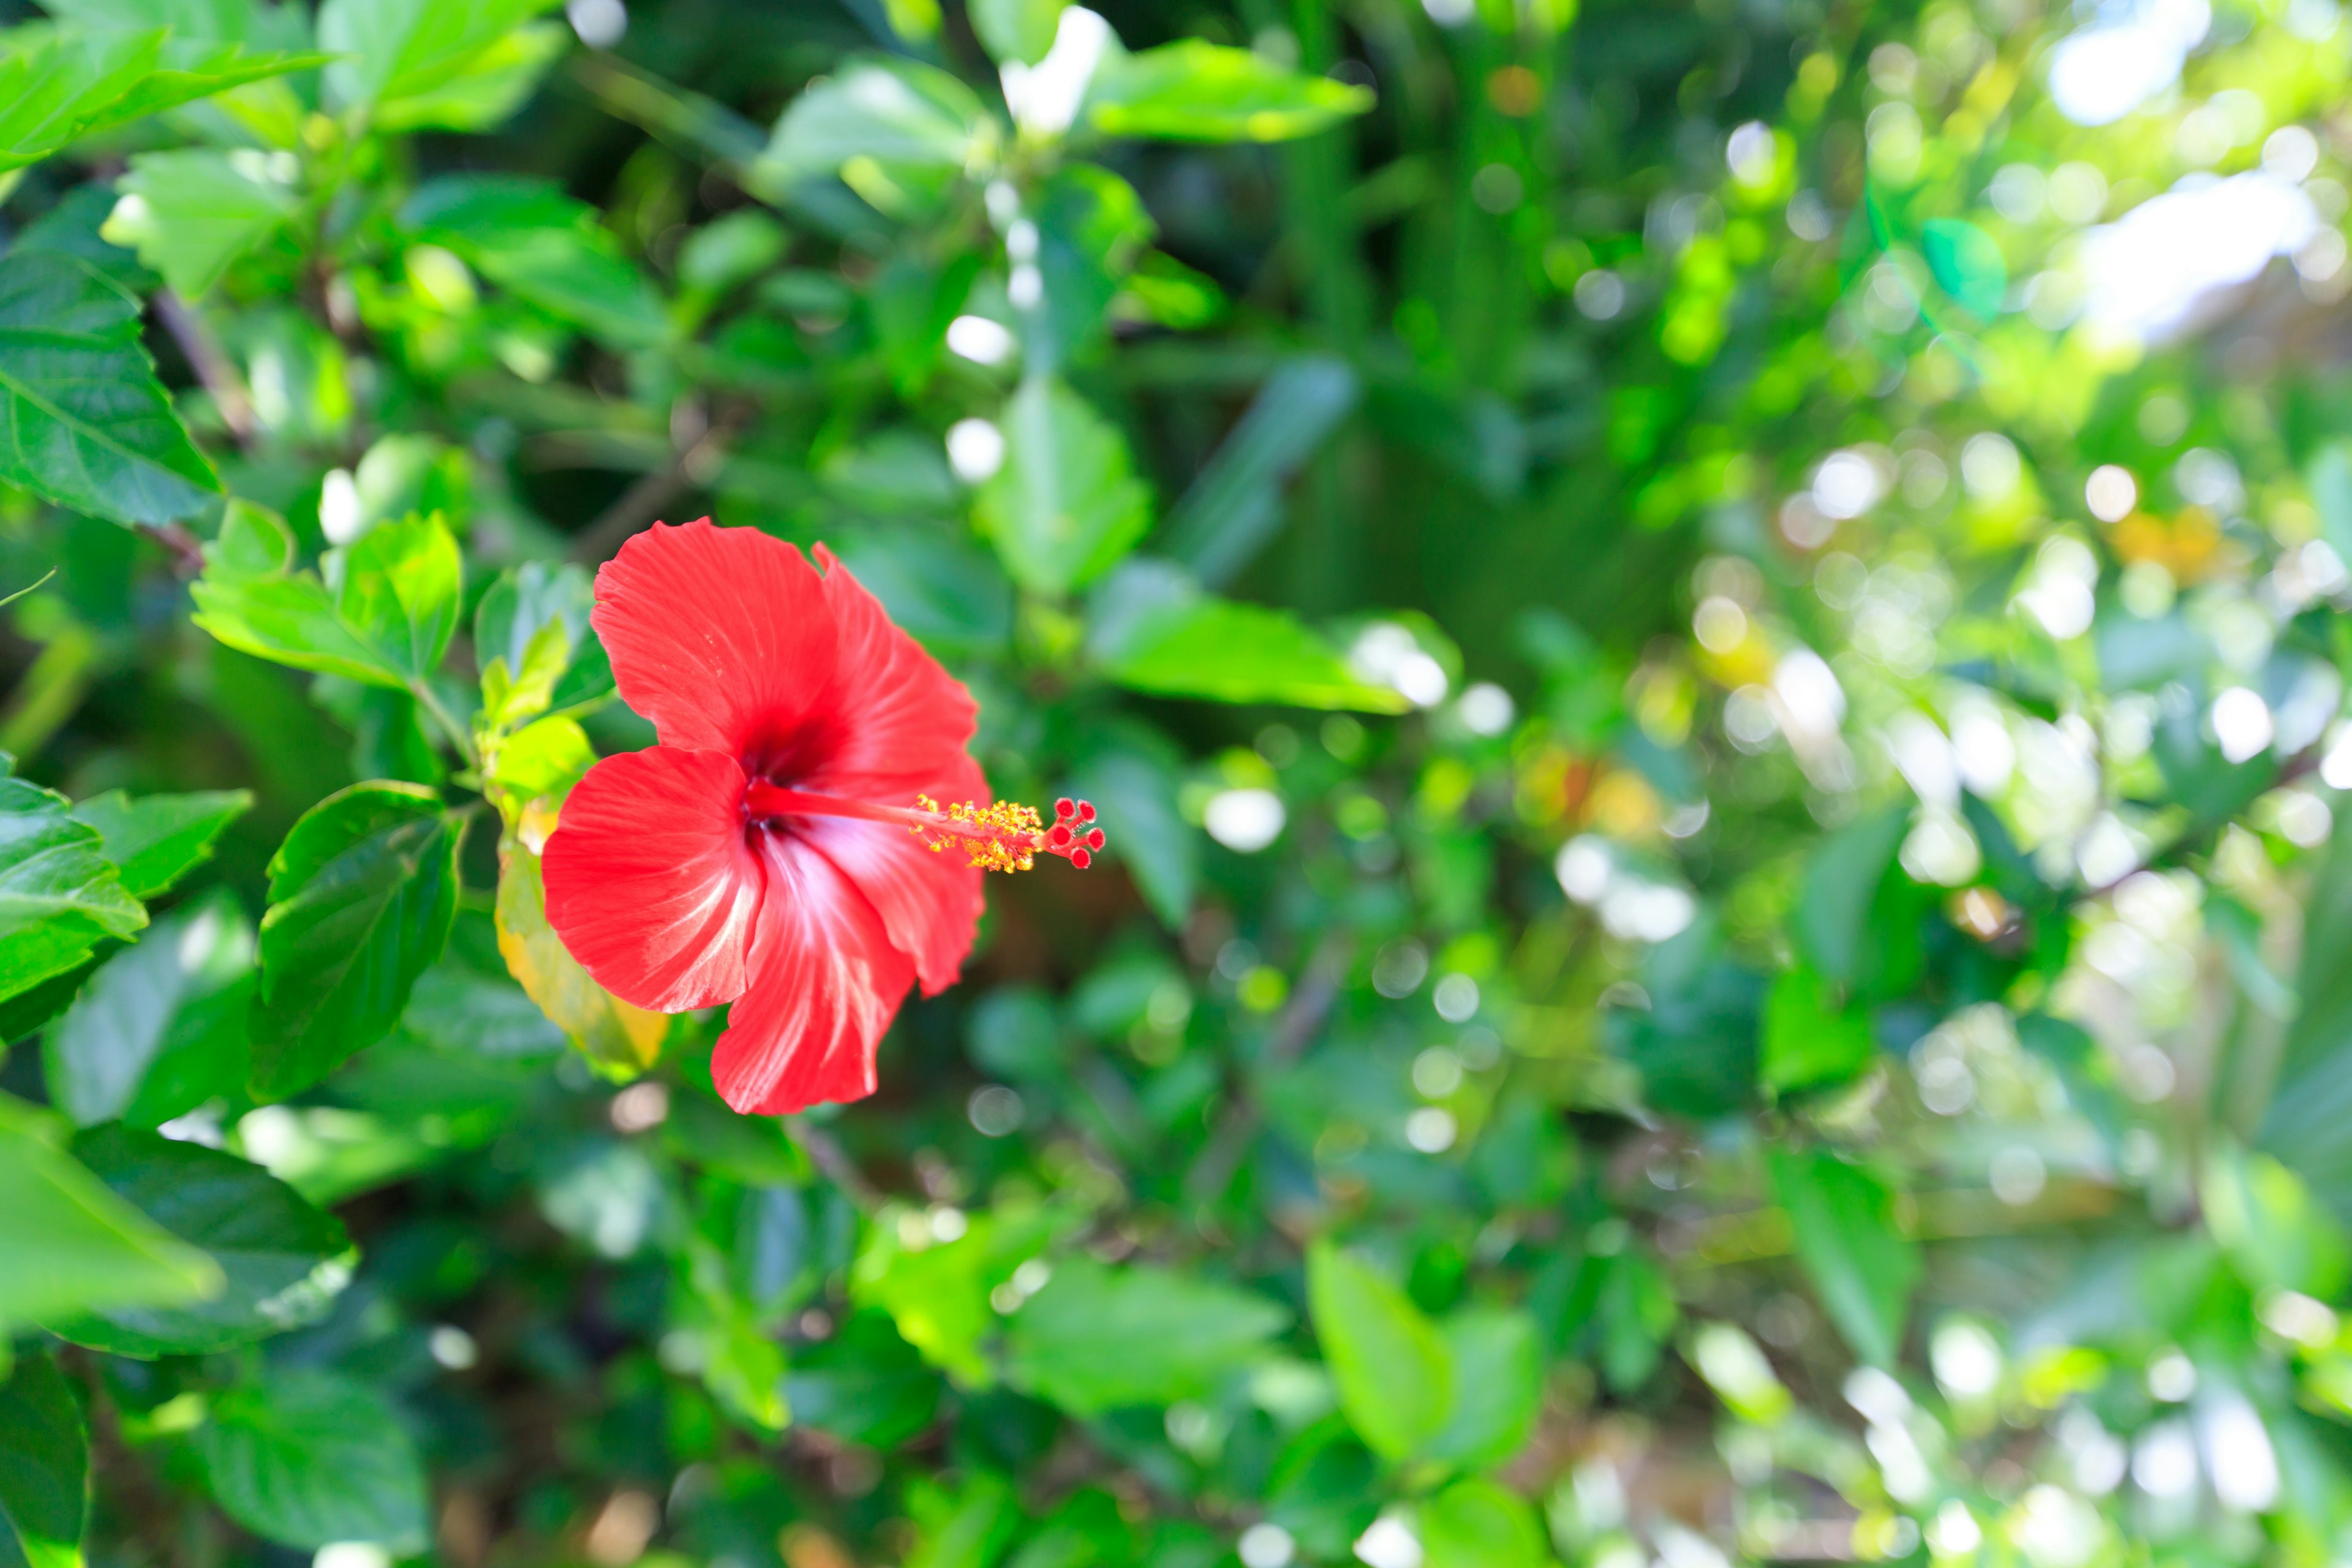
left=249, top=782, right=459, bottom=1098
left=69, top=788, right=251, bottom=899
left=335, top=512, right=462, bottom=681
left=42, top=1123, right=350, bottom=1357
left=0, top=26, right=317, bottom=173
left=316, top=0, right=559, bottom=116
left=0, top=776, right=146, bottom=1005
left=0, top=248, right=219, bottom=526
left=192, top=1369, right=429, bottom=1553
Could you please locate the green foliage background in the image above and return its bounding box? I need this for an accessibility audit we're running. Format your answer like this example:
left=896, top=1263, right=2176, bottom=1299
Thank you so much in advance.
left=7, top=0, right=2352, bottom=1566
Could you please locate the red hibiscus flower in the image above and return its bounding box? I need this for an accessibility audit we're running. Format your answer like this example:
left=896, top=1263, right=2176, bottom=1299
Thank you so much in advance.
left=542, top=520, right=1102, bottom=1115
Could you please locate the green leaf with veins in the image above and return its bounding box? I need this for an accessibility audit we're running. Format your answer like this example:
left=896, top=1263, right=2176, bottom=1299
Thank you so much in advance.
left=0, top=249, right=220, bottom=526
left=192, top=1368, right=430, bottom=1553
left=0, top=1351, right=88, bottom=1568
left=0, top=776, right=146, bottom=1005
left=69, top=788, right=251, bottom=900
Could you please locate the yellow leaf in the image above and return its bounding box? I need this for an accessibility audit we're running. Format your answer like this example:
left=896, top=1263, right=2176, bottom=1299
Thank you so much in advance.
left=494, top=835, right=667, bottom=1078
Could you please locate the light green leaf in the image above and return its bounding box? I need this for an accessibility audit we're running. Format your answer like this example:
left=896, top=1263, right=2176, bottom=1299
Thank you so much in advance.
left=316, top=0, right=559, bottom=115
left=1103, top=595, right=1412, bottom=711
left=1426, top=1308, right=1542, bottom=1469
left=1006, top=1256, right=1290, bottom=1415
left=473, top=559, right=612, bottom=720
left=851, top=1204, right=1076, bottom=1387
left=2203, top=1144, right=2351, bottom=1301
left=1769, top=1148, right=1918, bottom=1368
left=368, top=18, right=565, bottom=130
left=491, top=715, right=594, bottom=805
left=0, top=1095, right=220, bottom=1331
left=968, top=0, right=1063, bottom=65
left=192, top=1369, right=430, bottom=1552
left=1417, top=1478, right=1549, bottom=1568
left=402, top=176, right=668, bottom=346
left=0, top=26, right=317, bottom=173
left=1760, top=963, right=1877, bottom=1094
left=42, top=1123, right=350, bottom=1357
left=0, top=248, right=221, bottom=526
left=190, top=503, right=409, bottom=687
left=249, top=782, right=461, bottom=1099
left=976, top=375, right=1151, bottom=597
left=0, top=775, right=146, bottom=1005
left=0, top=1351, right=86, bottom=1568
left=1921, top=217, right=2007, bottom=320
left=70, top=787, right=251, bottom=899
left=43, top=891, right=253, bottom=1128
left=755, top=58, right=989, bottom=188
left=104, top=149, right=296, bottom=298
left=1085, top=40, right=1373, bottom=143
left=336, top=513, right=462, bottom=681
left=1306, top=1240, right=1452, bottom=1462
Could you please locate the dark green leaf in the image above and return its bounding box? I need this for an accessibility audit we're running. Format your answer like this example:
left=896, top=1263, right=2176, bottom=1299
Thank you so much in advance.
left=69, top=788, right=251, bottom=900
left=0, top=1351, right=86, bottom=1568
left=1005, top=1256, right=1289, bottom=1415
left=1769, top=1148, right=1918, bottom=1367
left=403, top=176, right=669, bottom=346
left=1306, top=1240, right=1452, bottom=1462
left=42, top=1124, right=349, bottom=1357
left=785, top=1310, right=944, bottom=1448
left=43, top=891, right=253, bottom=1129
left=1070, top=726, right=1195, bottom=928
left=192, top=1369, right=429, bottom=1552
left=0, top=249, right=220, bottom=526
left=0, top=777, right=146, bottom=1005
left=1161, top=355, right=1359, bottom=587
left=249, top=783, right=461, bottom=1099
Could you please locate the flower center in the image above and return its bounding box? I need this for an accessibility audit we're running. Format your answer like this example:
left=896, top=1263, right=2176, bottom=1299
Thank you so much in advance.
left=742, top=782, right=1104, bottom=873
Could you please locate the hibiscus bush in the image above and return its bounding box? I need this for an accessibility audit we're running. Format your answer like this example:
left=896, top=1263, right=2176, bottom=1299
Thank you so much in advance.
left=16, top=0, right=2352, bottom=1566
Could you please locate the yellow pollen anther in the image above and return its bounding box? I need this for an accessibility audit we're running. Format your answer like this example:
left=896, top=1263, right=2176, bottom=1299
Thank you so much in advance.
left=911, top=795, right=1046, bottom=872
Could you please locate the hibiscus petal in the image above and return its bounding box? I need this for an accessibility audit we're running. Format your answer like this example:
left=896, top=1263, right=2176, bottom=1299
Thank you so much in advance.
left=711, top=835, right=914, bottom=1115
left=794, top=812, right=983, bottom=997
left=542, top=745, right=763, bottom=1013
left=805, top=545, right=979, bottom=796
left=592, top=519, right=841, bottom=763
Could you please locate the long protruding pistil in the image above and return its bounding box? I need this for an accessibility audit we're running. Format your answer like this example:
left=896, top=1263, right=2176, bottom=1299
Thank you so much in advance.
left=743, top=783, right=1104, bottom=873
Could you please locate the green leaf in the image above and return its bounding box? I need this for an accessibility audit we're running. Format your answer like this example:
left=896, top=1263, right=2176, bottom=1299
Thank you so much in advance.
left=1425, top=1308, right=1542, bottom=1469
left=316, top=0, right=559, bottom=115
left=2262, top=827, right=2352, bottom=1224
left=0, top=248, right=220, bottom=527
left=2203, top=1144, right=2351, bottom=1301
left=102, top=149, right=297, bottom=298
left=473, top=559, right=612, bottom=718
left=976, top=375, right=1151, bottom=597
left=1070, top=725, right=1194, bottom=928
left=42, top=1123, right=350, bottom=1357
left=336, top=513, right=462, bottom=681
left=785, top=1310, right=944, bottom=1449
left=43, top=891, right=254, bottom=1129
left=1416, top=1478, right=1549, bottom=1568
left=968, top=0, right=1063, bottom=64
left=756, top=58, right=989, bottom=188
left=403, top=176, right=669, bottom=347
left=1306, top=1240, right=1452, bottom=1462
left=192, top=1368, right=430, bottom=1553
left=0, top=26, right=318, bottom=173
left=367, top=18, right=565, bottom=131
left=190, top=503, right=410, bottom=687
left=1161, top=355, right=1359, bottom=586
left=0, top=1095, right=220, bottom=1330
left=1006, top=1256, right=1290, bottom=1416
left=491, top=716, right=593, bottom=805
left=1920, top=218, right=2007, bottom=320
left=69, top=788, right=250, bottom=899
left=851, top=1204, right=1076, bottom=1388
left=1085, top=41, right=1373, bottom=143
left=249, top=782, right=461, bottom=1099
left=1793, top=804, right=1917, bottom=992
left=0, top=775, right=146, bottom=1005
left=1760, top=963, right=1878, bottom=1094
left=0, top=1351, right=86, bottom=1568
left=1768, top=1148, right=1918, bottom=1368
left=1103, top=595, right=1412, bottom=712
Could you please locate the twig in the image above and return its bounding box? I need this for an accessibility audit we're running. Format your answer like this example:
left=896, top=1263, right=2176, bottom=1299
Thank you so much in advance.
left=566, top=422, right=732, bottom=565
left=151, top=289, right=256, bottom=449
left=138, top=521, right=206, bottom=578
left=788, top=1118, right=881, bottom=1213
